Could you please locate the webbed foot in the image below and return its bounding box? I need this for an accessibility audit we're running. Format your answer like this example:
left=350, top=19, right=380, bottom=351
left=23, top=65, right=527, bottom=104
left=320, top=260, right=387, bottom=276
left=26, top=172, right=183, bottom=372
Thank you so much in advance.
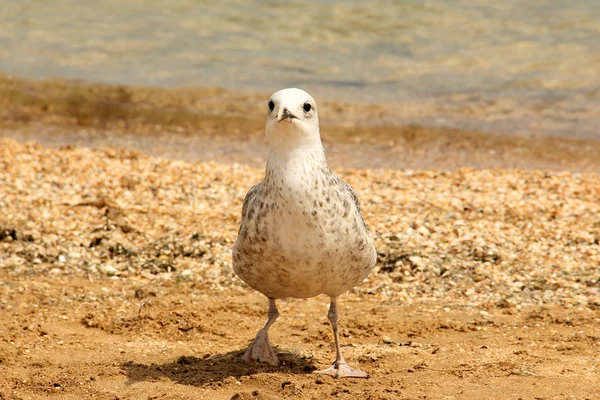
left=314, top=361, right=368, bottom=378
left=242, top=329, right=279, bottom=366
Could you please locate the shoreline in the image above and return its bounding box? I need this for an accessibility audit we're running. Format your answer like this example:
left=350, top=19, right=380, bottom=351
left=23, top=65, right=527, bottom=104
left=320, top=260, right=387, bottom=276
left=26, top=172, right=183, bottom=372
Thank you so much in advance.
left=1, top=73, right=600, bottom=172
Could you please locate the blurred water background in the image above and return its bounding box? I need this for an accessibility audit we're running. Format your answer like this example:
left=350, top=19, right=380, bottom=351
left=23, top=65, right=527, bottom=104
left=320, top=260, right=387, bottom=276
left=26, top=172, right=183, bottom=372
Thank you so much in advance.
left=0, top=0, right=598, bottom=139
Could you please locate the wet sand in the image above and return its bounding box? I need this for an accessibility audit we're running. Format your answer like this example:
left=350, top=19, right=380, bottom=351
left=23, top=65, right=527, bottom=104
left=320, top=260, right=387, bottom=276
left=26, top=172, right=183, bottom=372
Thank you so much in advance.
left=1, top=73, right=600, bottom=171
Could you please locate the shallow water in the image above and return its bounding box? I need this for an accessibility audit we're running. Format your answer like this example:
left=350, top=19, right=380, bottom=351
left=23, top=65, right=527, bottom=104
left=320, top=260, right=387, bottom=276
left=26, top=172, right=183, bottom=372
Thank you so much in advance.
left=1, top=0, right=599, bottom=139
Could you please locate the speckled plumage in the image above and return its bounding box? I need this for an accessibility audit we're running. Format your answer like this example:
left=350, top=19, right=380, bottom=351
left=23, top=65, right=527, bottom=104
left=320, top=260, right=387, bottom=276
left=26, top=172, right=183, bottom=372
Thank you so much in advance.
left=232, top=94, right=376, bottom=300
left=233, top=151, right=376, bottom=299
left=232, top=88, right=376, bottom=378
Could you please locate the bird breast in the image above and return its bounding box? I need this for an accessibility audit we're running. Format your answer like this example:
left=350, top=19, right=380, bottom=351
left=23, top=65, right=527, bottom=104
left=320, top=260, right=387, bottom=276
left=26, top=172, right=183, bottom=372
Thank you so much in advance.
left=232, top=167, right=376, bottom=299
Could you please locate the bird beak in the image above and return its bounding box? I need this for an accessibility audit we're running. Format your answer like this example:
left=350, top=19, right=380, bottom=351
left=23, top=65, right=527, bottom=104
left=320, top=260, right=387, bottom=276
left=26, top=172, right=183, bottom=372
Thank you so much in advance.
left=277, top=107, right=297, bottom=123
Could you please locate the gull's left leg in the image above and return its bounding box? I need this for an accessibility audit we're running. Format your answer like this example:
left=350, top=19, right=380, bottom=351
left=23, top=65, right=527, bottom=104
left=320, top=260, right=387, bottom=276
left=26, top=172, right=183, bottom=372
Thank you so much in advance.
left=314, top=297, right=368, bottom=378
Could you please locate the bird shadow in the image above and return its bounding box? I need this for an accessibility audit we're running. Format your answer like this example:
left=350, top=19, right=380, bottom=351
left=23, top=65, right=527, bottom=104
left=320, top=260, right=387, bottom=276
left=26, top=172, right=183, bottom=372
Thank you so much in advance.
left=122, top=348, right=318, bottom=387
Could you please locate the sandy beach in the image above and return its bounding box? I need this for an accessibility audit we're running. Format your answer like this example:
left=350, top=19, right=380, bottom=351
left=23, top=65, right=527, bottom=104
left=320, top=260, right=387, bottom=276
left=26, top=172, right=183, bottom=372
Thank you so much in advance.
left=0, top=73, right=599, bottom=399
left=1, top=74, right=600, bottom=400
left=1, top=0, right=599, bottom=396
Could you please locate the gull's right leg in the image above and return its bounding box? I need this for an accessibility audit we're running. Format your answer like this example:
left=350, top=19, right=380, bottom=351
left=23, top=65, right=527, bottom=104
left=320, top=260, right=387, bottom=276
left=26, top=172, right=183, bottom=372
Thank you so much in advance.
left=242, top=298, right=280, bottom=366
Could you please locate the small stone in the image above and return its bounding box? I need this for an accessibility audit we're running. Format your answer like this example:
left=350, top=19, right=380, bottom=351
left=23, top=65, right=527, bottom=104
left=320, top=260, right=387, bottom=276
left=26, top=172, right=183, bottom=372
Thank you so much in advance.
left=496, top=299, right=511, bottom=308
left=178, top=269, right=193, bottom=280
left=416, top=226, right=430, bottom=236
left=281, top=381, right=301, bottom=395
left=408, top=256, right=425, bottom=270
left=97, top=264, right=118, bottom=276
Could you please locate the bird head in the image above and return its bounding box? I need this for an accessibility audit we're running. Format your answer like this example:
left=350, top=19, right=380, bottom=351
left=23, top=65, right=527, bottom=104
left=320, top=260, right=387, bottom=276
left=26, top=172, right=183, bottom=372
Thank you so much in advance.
left=265, top=88, right=321, bottom=148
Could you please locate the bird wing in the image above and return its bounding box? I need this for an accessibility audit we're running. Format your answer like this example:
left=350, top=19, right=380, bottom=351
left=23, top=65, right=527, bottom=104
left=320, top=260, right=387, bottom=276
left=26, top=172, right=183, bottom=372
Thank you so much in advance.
left=343, top=180, right=361, bottom=212
left=342, top=179, right=372, bottom=231
left=240, top=182, right=261, bottom=221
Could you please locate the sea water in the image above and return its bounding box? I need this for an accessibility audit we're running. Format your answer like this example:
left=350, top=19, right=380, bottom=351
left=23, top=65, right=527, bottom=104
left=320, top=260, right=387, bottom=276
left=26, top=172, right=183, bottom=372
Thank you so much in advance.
left=0, top=0, right=598, bottom=139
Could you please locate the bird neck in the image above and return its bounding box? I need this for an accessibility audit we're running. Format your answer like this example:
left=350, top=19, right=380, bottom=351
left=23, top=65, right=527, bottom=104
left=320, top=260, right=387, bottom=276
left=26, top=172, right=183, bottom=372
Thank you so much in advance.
left=265, top=141, right=329, bottom=188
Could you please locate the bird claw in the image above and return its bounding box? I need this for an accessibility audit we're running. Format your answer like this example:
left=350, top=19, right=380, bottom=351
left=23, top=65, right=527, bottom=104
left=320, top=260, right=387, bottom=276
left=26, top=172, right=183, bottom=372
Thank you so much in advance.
left=242, top=329, right=279, bottom=366
left=314, top=361, right=369, bottom=378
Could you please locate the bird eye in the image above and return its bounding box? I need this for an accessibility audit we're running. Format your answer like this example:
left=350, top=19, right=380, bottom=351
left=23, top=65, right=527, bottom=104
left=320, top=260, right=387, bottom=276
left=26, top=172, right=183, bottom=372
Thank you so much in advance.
left=303, top=102, right=312, bottom=112
left=268, top=100, right=274, bottom=112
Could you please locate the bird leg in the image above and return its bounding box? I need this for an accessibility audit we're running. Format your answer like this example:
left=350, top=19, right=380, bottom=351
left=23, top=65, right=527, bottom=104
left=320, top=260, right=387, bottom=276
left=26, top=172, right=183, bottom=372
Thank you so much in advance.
left=242, top=298, right=280, bottom=366
left=314, top=297, right=369, bottom=378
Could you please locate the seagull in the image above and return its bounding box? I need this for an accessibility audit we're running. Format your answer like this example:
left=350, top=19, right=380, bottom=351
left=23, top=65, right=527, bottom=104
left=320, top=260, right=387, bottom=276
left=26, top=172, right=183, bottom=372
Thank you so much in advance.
left=232, top=88, right=377, bottom=378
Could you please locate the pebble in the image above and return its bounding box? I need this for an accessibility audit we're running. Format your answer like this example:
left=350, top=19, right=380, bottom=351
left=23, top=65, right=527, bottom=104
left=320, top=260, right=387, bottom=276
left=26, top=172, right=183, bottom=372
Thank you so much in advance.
left=416, top=226, right=430, bottom=236
left=178, top=269, right=193, bottom=280
left=98, top=264, right=118, bottom=276
left=0, top=139, right=598, bottom=308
